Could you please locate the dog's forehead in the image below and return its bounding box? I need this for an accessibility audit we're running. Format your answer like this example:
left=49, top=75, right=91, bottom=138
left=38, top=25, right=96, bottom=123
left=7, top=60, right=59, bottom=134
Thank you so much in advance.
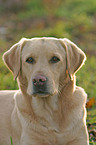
left=22, top=38, right=65, bottom=55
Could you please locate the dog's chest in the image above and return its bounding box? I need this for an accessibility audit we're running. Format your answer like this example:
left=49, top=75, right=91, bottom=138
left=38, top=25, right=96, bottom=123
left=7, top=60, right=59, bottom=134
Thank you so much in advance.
left=30, top=97, right=69, bottom=145
left=17, top=97, right=78, bottom=145
left=32, top=96, right=61, bottom=130
left=20, top=115, right=73, bottom=145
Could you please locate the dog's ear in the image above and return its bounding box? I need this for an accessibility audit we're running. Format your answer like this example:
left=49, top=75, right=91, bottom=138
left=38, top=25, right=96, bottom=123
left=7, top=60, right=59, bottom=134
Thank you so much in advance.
left=3, top=38, right=27, bottom=80
left=60, top=38, right=86, bottom=78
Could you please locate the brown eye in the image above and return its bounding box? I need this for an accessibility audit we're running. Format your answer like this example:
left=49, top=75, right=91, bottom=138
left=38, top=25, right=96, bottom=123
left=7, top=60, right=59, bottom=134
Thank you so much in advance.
left=26, top=57, right=35, bottom=64
left=50, top=56, right=60, bottom=63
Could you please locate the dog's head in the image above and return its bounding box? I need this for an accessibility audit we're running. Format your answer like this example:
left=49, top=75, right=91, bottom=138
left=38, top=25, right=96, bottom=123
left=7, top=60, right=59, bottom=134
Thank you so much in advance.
left=3, top=37, right=86, bottom=97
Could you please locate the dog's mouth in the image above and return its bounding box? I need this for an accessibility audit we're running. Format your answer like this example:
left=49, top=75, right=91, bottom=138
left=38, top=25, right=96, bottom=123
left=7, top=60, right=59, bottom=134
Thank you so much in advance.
left=32, top=91, right=51, bottom=97
left=32, top=90, right=58, bottom=98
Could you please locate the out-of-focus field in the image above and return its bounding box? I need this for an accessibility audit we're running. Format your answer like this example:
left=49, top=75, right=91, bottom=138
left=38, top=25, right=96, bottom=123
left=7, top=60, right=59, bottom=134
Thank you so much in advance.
left=0, top=0, right=96, bottom=144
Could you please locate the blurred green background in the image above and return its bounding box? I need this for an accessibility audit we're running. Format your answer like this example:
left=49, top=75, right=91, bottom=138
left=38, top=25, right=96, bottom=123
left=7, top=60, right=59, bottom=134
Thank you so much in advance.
left=0, top=0, right=96, bottom=144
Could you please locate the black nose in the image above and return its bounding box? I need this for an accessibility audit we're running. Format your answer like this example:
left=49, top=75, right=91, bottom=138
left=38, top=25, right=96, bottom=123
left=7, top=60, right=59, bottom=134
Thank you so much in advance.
left=33, top=75, right=47, bottom=94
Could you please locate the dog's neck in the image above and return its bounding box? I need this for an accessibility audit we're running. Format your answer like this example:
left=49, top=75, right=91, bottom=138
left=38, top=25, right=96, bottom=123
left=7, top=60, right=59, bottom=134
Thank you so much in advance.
left=17, top=78, right=75, bottom=131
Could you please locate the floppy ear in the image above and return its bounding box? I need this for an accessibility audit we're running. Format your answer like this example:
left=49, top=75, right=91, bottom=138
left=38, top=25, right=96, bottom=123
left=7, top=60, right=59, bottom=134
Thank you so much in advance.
left=60, top=38, right=86, bottom=78
left=3, top=38, right=27, bottom=80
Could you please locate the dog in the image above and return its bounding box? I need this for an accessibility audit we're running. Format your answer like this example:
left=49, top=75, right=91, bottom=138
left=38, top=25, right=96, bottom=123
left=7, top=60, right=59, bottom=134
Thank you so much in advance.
left=0, top=37, right=89, bottom=145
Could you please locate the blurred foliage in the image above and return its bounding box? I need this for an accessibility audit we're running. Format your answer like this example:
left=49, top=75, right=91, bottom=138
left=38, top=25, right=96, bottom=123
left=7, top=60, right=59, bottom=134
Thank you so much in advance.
left=0, top=0, right=96, bottom=144
left=77, top=56, right=96, bottom=98
left=0, top=54, right=18, bottom=90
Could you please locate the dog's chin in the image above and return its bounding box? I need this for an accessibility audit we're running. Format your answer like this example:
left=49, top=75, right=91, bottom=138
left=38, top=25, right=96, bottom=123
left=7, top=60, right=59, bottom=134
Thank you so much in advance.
left=31, top=91, right=57, bottom=98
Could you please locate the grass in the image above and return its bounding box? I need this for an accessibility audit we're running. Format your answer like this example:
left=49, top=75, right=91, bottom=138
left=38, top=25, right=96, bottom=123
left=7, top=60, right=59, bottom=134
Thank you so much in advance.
left=76, top=56, right=96, bottom=98
left=87, top=107, right=96, bottom=144
left=10, top=137, right=13, bottom=145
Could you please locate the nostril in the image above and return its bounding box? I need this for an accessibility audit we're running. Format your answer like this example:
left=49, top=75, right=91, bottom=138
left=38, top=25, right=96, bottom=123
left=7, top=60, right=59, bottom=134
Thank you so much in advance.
left=39, top=77, right=47, bottom=84
left=39, top=79, right=43, bottom=82
left=33, top=79, right=36, bottom=83
left=33, top=79, right=37, bottom=85
left=39, top=78, right=46, bottom=82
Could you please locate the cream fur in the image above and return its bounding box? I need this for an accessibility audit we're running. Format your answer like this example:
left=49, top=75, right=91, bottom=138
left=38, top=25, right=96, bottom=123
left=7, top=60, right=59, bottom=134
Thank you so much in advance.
left=0, top=37, right=89, bottom=145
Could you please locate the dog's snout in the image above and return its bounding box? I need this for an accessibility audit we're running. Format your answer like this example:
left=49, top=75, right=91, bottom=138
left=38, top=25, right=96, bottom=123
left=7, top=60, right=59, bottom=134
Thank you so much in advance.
left=33, top=75, right=47, bottom=86
left=33, top=75, right=48, bottom=95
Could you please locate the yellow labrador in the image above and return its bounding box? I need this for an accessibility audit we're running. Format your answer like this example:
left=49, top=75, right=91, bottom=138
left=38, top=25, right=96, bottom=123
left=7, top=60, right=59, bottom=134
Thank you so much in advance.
left=0, top=37, right=89, bottom=145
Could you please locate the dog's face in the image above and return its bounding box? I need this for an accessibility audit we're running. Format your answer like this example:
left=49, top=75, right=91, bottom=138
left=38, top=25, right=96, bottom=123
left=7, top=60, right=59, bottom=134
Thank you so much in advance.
left=3, top=37, right=86, bottom=97
left=21, top=38, right=66, bottom=97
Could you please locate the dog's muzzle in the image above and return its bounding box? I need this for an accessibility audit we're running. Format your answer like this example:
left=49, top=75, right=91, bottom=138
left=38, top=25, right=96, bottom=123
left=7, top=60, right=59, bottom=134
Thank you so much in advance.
left=32, top=74, right=49, bottom=96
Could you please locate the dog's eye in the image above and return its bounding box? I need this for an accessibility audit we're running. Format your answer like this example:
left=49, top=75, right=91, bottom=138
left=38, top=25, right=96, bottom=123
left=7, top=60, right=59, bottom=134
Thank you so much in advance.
left=50, top=56, right=60, bottom=63
left=26, top=57, right=35, bottom=64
